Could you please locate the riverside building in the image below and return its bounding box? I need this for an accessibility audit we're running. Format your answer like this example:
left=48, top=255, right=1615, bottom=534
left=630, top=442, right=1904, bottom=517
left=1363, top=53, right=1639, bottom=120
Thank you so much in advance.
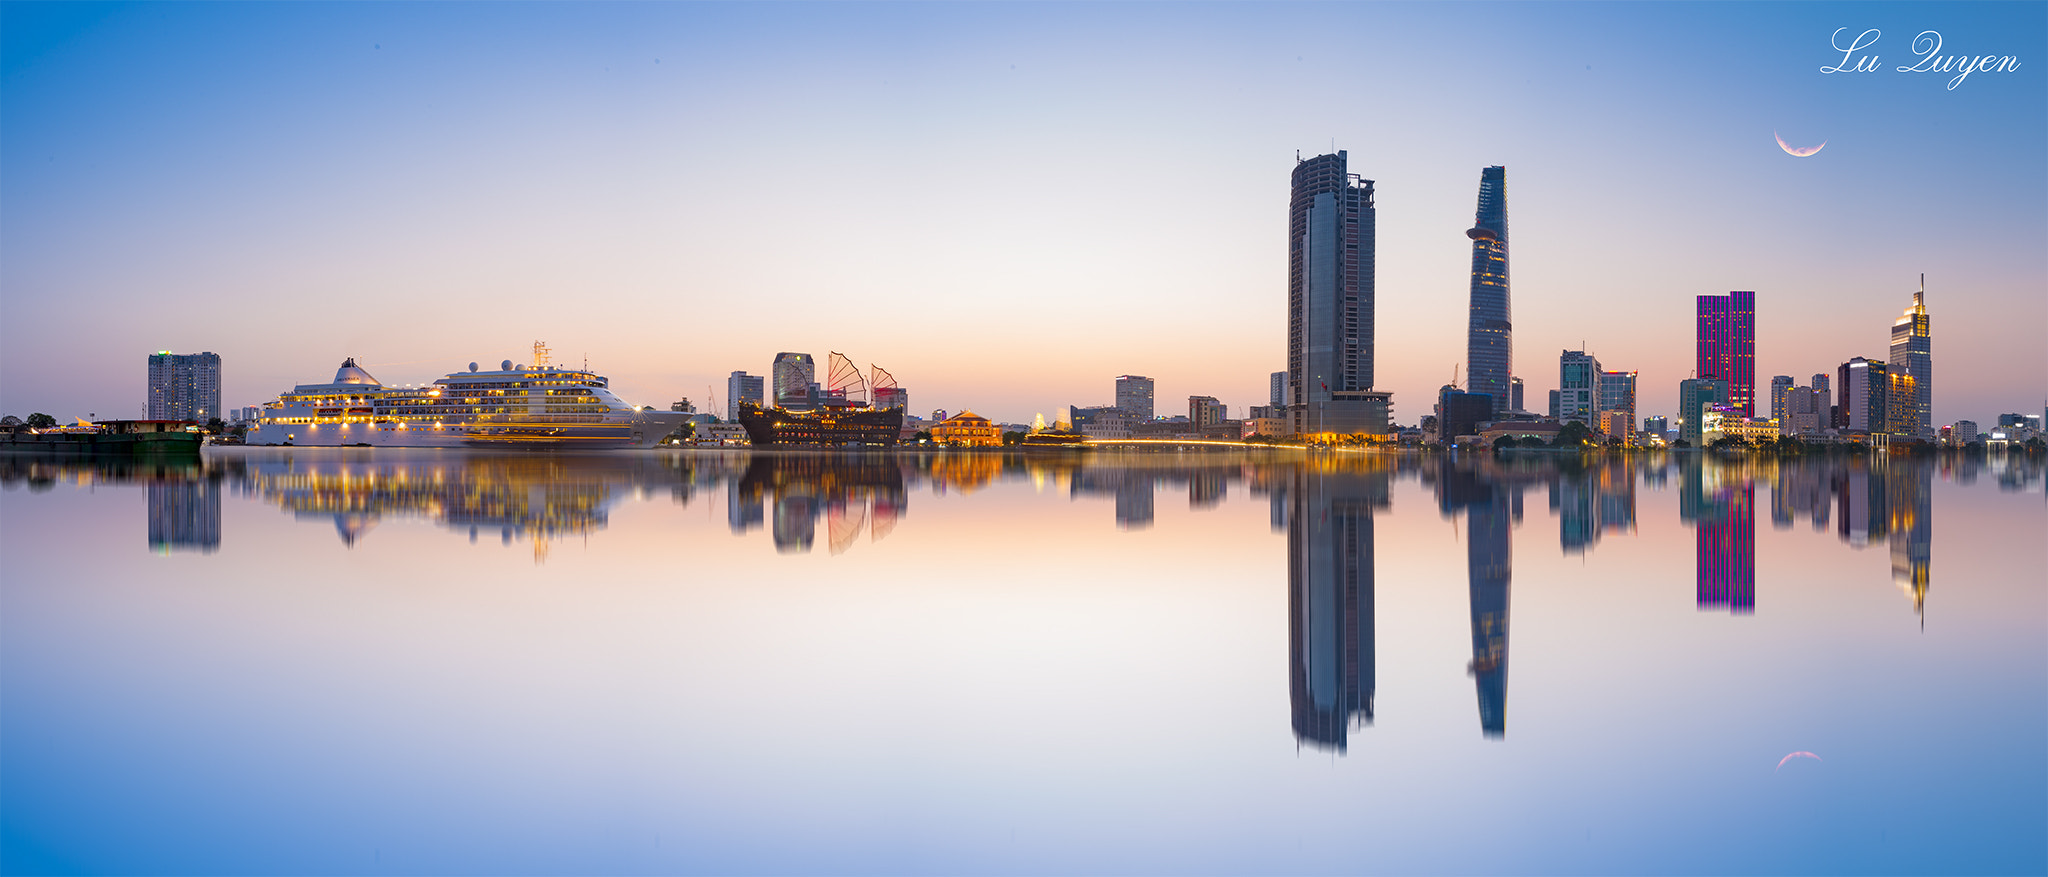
left=771, top=353, right=816, bottom=408
left=147, top=351, right=222, bottom=422
left=1557, top=350, right=1601, bottom=425
left=1115, top=375, right=1155, bottom=421
left=1889, top=275, right=1933, bottom=439
left=1287, top=150, right=1389, bottom=435
left=1696, top=290, right=1756, bottom=417
left=1465, top=166, right=1512, bottom=418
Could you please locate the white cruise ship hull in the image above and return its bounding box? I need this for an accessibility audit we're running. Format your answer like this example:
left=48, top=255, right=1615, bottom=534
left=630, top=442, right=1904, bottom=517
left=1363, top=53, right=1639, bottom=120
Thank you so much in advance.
left=247, top=413, right=686, bottom=450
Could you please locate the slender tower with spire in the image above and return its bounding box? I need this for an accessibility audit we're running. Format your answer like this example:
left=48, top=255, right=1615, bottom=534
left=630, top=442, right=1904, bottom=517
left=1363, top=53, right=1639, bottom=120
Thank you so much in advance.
left=1465, top=167, right=1511, bottom=419
left=1890, top=274, right=1933, bottom=439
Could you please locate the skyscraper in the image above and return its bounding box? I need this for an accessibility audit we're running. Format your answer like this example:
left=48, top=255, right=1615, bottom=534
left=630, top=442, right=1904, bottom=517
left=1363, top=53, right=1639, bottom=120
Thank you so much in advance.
left=1556, top=350, right=1601, bottom=425
left=1509, top=376, right=1525, bottom=414
left=1598, top=370, right=1638, bottom=431
left=1889, top=275, right=1933, bottom=439
left=1813, top=371, right=1835, bottom=429
left=1115, top=375, right=1155, bottom=420
left=1839, top=357, right=1888, bottom=433
left=727, top=371, right=765, bottom=416
left=1287, top=151, right=1388, bottom=435
left=1270, top=371, right=1287, bottom=409
left=1769, top=375, right=1794, bottom=423
left=1466, top=166, right=1511, bottom=418
left=771, top=353, right=815, bottom=407
left=147, top=351, right=221, bottom=421
left=1696, top=291, right=1756, bottom=417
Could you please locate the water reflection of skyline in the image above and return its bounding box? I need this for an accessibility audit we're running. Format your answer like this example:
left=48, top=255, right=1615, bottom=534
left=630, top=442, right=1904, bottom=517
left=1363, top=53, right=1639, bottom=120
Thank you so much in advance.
left=0, top=446, right=2012, bottom=731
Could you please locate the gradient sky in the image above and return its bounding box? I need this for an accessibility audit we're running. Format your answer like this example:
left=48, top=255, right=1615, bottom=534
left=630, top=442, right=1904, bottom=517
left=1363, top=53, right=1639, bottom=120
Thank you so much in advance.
left=2, top=2, right=2042, bottom=426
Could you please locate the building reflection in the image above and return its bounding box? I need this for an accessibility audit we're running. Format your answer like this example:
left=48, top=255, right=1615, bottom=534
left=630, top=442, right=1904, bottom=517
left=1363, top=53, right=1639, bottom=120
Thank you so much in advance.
left=1285, top=457, right=1390, bottom=752
left=1680, top=457, right=1755, bottom=614
left=1552, top=457, right=1636, bottom=555
left=731, top=454, right=910, bottom=554
left=1768, top=456, right=1935, bottom=620
left=148, top=478, right=222, bottom=554
left=1434, top=457, right=1517, bottom=738
left=1888, top=460, right=1932, bottom=617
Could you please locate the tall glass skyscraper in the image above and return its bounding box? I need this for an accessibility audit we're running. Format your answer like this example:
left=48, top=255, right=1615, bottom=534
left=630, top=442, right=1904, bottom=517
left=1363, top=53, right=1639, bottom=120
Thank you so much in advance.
left=1465, top=166, right=1511, bottom=418
left=1889, top=275, right=1933, bottom=439
left=1695, top=290, right=1756, bottom=418
left=1287, top=151, right=1378, bottom=435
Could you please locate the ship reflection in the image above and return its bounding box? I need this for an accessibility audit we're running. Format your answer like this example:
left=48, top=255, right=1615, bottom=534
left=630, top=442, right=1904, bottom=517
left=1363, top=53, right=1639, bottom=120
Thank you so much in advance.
left=217, top=450, right=730, bottom=562
left=731, top=454, right=908, bottom=554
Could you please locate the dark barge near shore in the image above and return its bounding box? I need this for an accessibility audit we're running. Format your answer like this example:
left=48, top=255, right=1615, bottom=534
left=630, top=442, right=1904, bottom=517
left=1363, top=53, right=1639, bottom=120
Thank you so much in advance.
left=1, top=420, right=204, bottom=457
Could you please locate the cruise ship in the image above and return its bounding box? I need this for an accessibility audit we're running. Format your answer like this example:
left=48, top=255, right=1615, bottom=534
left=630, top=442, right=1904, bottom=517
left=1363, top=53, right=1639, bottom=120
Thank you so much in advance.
left=246, top=344, right=687, bottom=449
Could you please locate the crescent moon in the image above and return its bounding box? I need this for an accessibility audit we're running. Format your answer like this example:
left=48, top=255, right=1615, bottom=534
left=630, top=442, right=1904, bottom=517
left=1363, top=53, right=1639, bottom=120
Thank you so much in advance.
left=1775, top=131, right=1825, bottom=157
left=1776, top=751, right=1822, bottom=770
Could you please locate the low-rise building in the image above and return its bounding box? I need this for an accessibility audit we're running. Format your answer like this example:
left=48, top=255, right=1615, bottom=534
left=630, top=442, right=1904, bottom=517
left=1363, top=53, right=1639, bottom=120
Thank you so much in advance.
left=1243, top=417, right=1289, bottom=438
left=932, top=411, right=1002, bottom=447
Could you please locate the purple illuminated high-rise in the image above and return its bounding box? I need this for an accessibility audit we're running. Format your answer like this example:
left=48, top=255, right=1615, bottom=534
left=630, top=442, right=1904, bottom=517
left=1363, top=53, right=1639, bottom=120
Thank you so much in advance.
left=1696, top=291, right=1755, bottom=418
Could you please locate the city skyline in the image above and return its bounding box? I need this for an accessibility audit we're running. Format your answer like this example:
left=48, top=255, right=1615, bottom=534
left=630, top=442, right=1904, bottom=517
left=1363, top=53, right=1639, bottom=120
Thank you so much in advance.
left=2, top=3, right=2042, bottom=426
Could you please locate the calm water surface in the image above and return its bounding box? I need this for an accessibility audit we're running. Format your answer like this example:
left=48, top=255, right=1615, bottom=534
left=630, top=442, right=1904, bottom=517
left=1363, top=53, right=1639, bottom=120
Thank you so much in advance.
left=2, top=448, right=2043, bottom=875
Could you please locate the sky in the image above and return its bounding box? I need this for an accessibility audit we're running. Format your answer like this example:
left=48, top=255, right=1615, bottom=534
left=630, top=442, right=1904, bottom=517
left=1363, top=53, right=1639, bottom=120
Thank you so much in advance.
left=2, top=1, right=2042, bottom=427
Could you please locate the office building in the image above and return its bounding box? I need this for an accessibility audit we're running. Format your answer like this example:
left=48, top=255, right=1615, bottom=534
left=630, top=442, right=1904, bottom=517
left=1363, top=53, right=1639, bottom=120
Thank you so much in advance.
left=1270, top=371, right=1287, bottom=409
left=1547, top=389, right=1560, bottom=420
left=1838, top=357, right=1888, bottom=433
left=1465, top=166, right=1512, bottom=418
left=1696, top=290, right=1756, bottom=417
left=1557, top=350, right=1602, bottom=425
left=1116, top=375, right=1155, bottom=420
left=1598, top=369, right=1637, bottom=431
left=1783, top=385, right=1824, bottom=435
left=1677, top=378, right=1727, bottom=446
left=727, top=371, right=765, bottom=416
left=771, top=354, right=815, bottom=407
left=872, top=387, right=908, bottom=411
left=1889, top=275, right=1933, bottom=439
left=1770, top=375, right=1794, bottom=422
left=1438, top=389, right=1493, bottom=443
left=1886, top=372, right=1919, bottom=438
left=1809, top=372, right=1833, bottom=428
left=147, top=351, right=222, bottom=422
left=1189, top=395, right=1227, bottom=432
left=1509, top=376, right=1525, bottom=414
left=1287, top=151, right=1390, bottom=436
left=1644, top=415, right=1669, bottom=439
